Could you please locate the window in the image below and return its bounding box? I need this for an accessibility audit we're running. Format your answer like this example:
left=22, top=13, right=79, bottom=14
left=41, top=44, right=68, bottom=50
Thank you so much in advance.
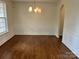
left=0, top=1, right=8, bottom=36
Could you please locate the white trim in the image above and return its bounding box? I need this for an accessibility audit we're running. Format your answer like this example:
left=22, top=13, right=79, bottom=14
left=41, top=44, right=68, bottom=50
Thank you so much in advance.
left=62, top=40, right=79, bottom=58
left=0, top=31, right=8, bottom=36
left=0, top=34, right=15, bottom=46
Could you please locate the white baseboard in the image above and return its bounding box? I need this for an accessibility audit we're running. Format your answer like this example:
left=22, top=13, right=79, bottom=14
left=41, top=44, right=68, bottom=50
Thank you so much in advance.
left=0, top=33, right=15, bottom=46
left=62, top=41, right=79, bottom=58
left=55, top=34, right=59, bottom=38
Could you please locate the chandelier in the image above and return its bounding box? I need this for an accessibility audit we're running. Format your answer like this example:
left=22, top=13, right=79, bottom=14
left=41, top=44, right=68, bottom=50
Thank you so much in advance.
left=28, top=0, right=42, bottom=14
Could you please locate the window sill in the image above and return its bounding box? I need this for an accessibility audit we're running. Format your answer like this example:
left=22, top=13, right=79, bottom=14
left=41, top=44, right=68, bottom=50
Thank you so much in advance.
left=0, top=31, right=8, bottom=37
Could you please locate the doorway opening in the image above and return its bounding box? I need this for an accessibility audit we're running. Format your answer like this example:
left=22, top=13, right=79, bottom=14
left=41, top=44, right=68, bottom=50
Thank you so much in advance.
left=58, top=5, right=64, bottom=41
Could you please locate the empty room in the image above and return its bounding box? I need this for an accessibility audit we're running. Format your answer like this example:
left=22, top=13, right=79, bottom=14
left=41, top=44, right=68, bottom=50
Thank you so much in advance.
left=0, top=0, right=79, bottom=59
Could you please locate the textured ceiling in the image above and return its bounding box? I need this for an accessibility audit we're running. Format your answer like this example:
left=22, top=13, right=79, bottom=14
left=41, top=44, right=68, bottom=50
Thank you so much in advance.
left=12, top=0, right=57, bottom=2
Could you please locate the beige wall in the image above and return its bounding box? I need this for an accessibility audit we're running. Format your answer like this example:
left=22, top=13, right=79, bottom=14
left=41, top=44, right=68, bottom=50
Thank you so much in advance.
left=58, top=5, right=64, bottom=35
left=57, top=0, right=79, bottom=58
left=0, top=0, right=14, bottom=46
left=13, top=2, right=58, bottom=35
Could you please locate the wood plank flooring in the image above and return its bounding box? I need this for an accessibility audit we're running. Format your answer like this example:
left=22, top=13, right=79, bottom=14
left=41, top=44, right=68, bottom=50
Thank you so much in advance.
left=0, top=35, right=78, bottom=59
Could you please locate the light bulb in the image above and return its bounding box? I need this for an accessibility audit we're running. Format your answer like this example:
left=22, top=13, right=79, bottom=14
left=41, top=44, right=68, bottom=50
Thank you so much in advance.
left=28, top=6, right=33, bottom=12
left=34, top=7, right=38, bottom=13
left=38, top=8, right=42, bottom=14
left=34, top=6, right=42, bottom=14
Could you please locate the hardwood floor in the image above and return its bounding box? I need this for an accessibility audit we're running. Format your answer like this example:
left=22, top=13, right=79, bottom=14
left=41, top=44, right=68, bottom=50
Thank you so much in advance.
left=0, top=35, right=78, bottom=59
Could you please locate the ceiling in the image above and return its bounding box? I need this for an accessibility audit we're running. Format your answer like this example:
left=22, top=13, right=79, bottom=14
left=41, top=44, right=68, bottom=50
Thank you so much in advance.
left=12, top=0, right=57, bottom=3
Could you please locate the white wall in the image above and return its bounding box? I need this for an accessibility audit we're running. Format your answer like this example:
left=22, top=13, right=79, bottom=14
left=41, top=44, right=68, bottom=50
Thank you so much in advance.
left=57, top=0, right=79, bottom=58
left=0, top=0, right=14, bottom=46
left=13, top=2, right=58, bottom=35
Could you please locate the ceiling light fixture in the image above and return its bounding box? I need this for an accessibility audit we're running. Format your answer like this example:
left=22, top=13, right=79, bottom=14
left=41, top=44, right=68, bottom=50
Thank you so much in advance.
left=28, top=0, right=42, bottom=14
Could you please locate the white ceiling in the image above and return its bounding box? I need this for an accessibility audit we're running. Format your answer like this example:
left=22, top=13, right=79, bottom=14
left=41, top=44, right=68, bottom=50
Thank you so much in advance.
left=12, top=0, right=57, bottom=3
